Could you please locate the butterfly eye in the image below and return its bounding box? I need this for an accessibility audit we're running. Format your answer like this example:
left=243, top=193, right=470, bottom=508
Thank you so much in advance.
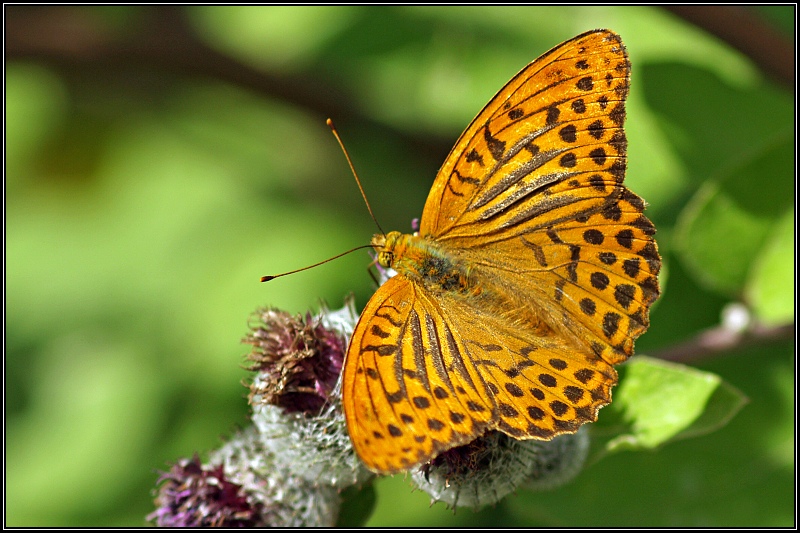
left=377, top=251, right=393, bottom=268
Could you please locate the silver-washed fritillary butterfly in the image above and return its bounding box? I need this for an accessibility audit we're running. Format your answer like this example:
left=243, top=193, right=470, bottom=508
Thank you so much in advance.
left=342, top=29, right=660, bottom=474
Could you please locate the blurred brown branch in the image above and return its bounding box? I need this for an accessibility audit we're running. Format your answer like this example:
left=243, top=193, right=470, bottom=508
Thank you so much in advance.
left=650, top=320, right=794, bottom=364
left=664, top=6, right=794, bottom=88
left=7, top=6, right=792, bottom=155
left=4, top=6, right=452, bottom=161
left=5, top=6, right=346, bottom=114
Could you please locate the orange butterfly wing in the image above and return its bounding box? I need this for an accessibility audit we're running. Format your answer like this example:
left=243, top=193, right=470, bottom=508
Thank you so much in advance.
left=343, top=29, right=660, bottom=474
left=343, top=276, right=492, bottom=474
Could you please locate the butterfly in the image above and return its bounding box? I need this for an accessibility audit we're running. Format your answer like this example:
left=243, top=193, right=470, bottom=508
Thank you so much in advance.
left=341, top=29, right=660, bottom=474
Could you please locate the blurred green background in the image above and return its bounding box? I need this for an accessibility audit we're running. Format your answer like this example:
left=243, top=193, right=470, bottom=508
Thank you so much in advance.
left=7, top=6, right=794, bottom=526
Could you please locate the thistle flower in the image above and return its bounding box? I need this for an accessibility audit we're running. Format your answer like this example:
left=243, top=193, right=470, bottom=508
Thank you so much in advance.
left=148, top=454, right=265, bottom=527
left=210, top=426, right=341, bottom=527
left=411, top=428, right=590, bottom=509
left=149, top=426, right=343, bottom=527
left=246, top=299, right=372, bottom=488
left=244, top=306, right=346, bottom=413
left=523, top=427, right=590, bottom=492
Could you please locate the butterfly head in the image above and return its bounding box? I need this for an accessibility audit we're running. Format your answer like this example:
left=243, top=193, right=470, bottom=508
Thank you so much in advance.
left=371, top=231, right=403, bottom=269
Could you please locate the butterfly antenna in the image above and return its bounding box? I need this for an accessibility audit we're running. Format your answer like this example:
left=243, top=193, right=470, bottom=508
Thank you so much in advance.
left=327, top=118, right=386, bottom=236
left=261, top=245, right=375, bottom=282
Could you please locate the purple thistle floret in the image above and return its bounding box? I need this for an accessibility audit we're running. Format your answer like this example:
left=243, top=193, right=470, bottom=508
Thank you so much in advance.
left=148, top=455, right=263, bottom=527
left=244, top=309, right=345, bottom=414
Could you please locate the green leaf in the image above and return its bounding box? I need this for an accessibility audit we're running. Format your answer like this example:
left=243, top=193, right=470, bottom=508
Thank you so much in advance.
left=746, top=208, right=795, bottom=325
left=592, top=357, right=747, bottom=457
left=675, top=138, right=793, bottom=294
left=674, top=371, right=750, bottom=441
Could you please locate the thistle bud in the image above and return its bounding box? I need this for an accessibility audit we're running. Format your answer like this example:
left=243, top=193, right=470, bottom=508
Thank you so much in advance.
left=411, top=428, right=589, bottom=509
left=246, top=299, right=372, bottom=488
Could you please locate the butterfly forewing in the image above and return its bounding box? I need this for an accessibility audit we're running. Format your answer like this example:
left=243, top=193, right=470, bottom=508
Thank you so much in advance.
left=343, top=276, right=495, bottom=474
left=421, top=30, right=629, bottom=237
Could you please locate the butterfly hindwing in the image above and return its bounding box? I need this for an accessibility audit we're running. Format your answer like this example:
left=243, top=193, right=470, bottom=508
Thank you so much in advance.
left=432, top=289, right=619, bottom=440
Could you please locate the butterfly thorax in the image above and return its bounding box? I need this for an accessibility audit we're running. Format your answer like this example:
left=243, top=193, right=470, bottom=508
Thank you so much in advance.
left=372, top=231, right=480, bottom=296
